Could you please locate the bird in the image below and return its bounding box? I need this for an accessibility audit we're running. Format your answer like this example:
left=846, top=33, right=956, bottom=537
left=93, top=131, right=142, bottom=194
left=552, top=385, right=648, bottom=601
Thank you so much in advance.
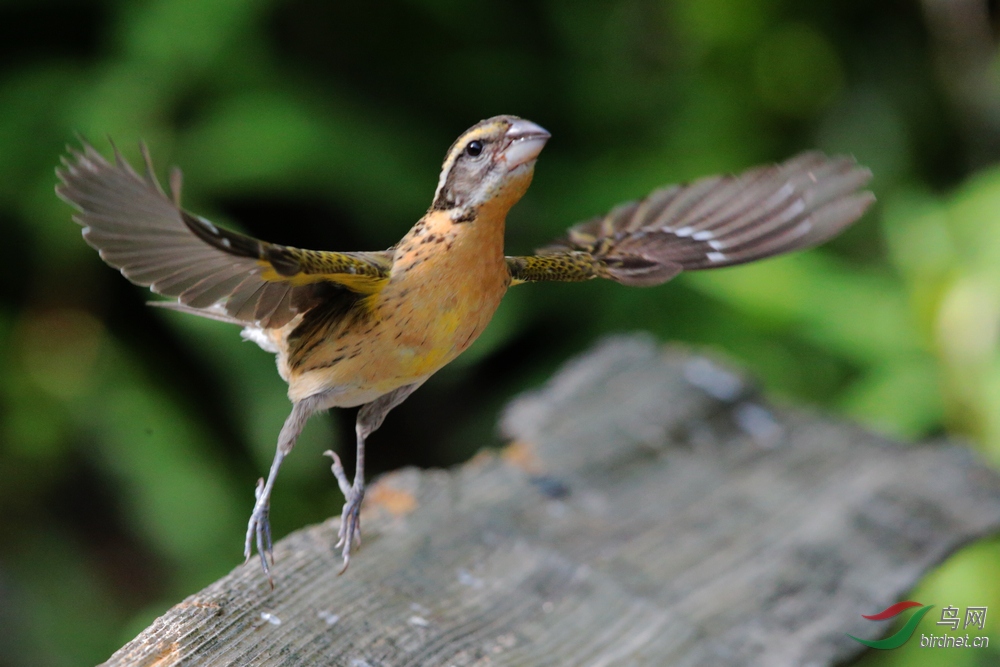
left=55, top=115, right=875, bottom=580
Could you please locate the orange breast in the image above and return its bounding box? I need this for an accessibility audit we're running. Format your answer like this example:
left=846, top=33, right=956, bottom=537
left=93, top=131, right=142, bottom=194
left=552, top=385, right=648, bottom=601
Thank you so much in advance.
left=280, top=207, right=509, bottom=406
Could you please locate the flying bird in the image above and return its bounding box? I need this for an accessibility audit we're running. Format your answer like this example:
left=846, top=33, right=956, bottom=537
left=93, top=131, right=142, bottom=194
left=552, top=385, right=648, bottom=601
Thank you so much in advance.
left=56, top=116, right=874, bottom=580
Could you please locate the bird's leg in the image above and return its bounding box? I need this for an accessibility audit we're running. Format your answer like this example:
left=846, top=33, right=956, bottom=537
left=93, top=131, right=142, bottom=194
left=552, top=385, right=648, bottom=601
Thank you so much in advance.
left=326, top=422, right=368, bottom=573
left=245, top=395, right=321, bottom=582
left=325, top=382, right=423, bottom=573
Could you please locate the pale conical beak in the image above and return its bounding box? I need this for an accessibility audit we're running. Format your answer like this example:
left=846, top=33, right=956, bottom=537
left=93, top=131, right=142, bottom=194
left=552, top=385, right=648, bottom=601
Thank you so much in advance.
left=503, top=119, right=551, bottom=169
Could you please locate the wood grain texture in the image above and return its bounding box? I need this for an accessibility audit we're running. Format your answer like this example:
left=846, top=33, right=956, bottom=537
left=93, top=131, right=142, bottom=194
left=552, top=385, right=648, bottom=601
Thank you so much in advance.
left=103, top=335, right=1000, bottom=667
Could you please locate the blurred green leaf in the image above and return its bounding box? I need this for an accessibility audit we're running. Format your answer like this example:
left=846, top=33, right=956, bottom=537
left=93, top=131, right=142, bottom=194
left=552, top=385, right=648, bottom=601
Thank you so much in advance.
left=754, top=23, right=845, bottom=116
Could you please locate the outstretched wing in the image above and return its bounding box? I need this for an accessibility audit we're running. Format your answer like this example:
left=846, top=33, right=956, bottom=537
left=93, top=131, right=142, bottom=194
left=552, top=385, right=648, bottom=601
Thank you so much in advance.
left=56, top=141, right=392, bottom=328
left=506, top=152, right=874, bottom=287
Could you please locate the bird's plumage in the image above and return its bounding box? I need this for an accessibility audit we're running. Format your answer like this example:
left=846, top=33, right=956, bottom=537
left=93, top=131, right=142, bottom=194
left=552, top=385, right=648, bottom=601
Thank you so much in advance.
left=57, top=142, right=391, bottom=329
left=508, top=151, right=874, bottom=287
left=55, top=115, right=874, bottom=579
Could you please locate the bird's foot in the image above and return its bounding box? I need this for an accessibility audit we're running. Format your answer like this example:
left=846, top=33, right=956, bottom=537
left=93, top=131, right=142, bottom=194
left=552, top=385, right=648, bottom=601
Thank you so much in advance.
left=245, top=478, right=275, bottom=584
left=324, top=450, right=364, bottom=574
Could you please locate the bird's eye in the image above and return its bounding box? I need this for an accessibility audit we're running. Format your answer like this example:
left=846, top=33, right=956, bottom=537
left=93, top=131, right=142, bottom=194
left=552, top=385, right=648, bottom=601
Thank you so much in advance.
left=465, top=140, right=483, bottom=157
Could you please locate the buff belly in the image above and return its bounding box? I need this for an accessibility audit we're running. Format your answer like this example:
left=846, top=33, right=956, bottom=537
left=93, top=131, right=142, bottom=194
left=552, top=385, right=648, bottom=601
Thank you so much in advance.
left=277, top=228, right=509, bottom=407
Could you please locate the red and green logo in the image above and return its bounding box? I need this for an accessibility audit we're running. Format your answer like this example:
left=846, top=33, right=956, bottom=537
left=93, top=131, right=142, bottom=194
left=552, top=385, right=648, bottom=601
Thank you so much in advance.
left=847, top=601, right=935, bottom=649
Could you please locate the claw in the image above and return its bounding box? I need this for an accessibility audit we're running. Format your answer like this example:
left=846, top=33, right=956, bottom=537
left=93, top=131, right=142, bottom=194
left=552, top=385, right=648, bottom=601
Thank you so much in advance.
left=257, top=528, right=269, bottom=577
left=244, top=478, right=265, bottom=562
left=323, top=450, right=353, bottom=496
left=245, top=477, right=275, bottom=586
left=325, top=448, right=365, bottom=572
left=334, top=482, right=364, bottom=575
left=264, top=518, right=273, bottom=559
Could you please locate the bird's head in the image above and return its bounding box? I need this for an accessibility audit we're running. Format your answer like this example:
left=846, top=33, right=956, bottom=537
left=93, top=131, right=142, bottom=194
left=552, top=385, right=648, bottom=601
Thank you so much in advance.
left=431, top=115, right=550, bottom=222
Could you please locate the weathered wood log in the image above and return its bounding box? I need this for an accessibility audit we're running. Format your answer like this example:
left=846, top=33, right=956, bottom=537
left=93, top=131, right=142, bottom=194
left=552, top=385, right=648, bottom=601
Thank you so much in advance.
left=102, top=335, right=1000, bottom=666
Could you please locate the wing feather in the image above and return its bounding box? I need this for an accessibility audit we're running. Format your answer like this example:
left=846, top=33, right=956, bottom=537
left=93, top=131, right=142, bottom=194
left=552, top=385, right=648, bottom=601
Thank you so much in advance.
left=529, top=151, right=874, bottom=287
left=56, top=140, right=392, bottom=328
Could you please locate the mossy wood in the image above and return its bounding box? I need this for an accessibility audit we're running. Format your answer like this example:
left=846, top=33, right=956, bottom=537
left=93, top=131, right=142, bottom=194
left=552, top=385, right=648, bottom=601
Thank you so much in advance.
left=103, top=335, right=1000, bottom=666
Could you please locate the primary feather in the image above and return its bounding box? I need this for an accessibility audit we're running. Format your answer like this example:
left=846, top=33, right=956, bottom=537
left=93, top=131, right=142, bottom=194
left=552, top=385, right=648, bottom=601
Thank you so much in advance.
left=533, top=151, right=874, bottom=286
left=56, top=141, right=392, bottom=328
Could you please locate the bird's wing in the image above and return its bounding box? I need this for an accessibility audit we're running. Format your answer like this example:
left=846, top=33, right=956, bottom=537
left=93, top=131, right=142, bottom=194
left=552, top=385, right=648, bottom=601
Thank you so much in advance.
left=56, top=141, right=392, bottom=328
left=506, top=152, right=874, bottom=287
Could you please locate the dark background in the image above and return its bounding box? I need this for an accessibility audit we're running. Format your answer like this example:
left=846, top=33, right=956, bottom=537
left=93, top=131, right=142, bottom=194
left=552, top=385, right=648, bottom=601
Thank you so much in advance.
left=1, top=0, right=999, bottom=664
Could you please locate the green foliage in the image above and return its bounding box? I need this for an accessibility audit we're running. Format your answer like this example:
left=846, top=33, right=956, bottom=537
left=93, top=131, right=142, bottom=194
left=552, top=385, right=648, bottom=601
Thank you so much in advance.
left=0, top=0, right=998, bottom=664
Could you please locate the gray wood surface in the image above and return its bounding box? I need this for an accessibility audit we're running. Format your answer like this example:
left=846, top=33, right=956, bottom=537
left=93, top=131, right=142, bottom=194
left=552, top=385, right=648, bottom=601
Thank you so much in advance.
left=102, top=335, right=1000, bottom=666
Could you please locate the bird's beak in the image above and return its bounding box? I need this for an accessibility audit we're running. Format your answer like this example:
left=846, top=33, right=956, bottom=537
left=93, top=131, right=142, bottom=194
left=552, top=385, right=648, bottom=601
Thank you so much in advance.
left=503, top=119, right=551, bottom=169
